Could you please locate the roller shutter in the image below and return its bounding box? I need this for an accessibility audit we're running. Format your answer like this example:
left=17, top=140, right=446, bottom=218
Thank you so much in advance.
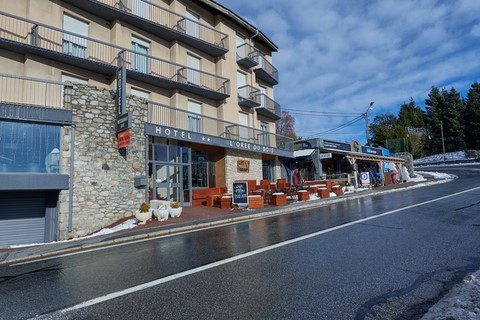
left=0, top=192, right=47, bottom=247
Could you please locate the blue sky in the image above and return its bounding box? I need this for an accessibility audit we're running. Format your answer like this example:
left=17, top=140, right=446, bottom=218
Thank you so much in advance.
left=217, top=0, right=480, bottom=145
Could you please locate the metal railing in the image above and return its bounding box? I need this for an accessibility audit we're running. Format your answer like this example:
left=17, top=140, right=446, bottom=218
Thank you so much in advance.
left=91, top=0, right=228, bottom=50
left=257, top=93, right=281, bottom=118
left=254, top=54, right=279, bottom=84
left=0, top=12, right=230, bottom=96
left=236, top=43, right=260, bottom=61
left=0, top=73, right=71, bottom=109
left=148, top=101, right=293, bottom=150
left=238, top=85, right=260, bottom=103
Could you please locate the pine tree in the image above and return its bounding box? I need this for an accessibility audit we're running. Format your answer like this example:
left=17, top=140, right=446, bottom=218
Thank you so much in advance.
left=425, top=87, right=465, bottom=154
left=370, top=113, right=406, bottom=148
left=398, top=97, right=425, bottom=128
left=464, top=82, right=480, bottom=149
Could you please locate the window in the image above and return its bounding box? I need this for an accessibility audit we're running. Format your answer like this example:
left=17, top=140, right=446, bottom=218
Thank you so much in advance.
left=236, top=33, right=245, bottom=58
left=188, top=100, right=201, bottom=133
left=62, top=15, right=88, bottom=58
left=186, top=10, right=200, bottom=38
left=259, top=121, right=270, bottom=145
left=0, top=121, right=61, bottom=173
left=132, top=36, right=149, bottom=73
left=191, top=150, right=215, bottom=188
left=187, top=54, right=201, bottom=86
left=238, top=112, right=249, bottom=142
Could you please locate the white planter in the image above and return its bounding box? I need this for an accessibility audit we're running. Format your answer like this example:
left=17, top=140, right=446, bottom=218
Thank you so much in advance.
left=169, top=207, right=182, bottom=218
left=135, top=209, right=152, bottom=222
left=154, top=207, right=169, bottom=221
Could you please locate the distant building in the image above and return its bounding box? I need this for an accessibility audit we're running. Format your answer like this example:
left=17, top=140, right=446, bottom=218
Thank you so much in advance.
left=0, top=0, right=292, bottom=245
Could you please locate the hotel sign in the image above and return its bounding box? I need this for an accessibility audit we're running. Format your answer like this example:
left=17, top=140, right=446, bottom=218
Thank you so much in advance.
left=145, top=124, right=294, bottom=157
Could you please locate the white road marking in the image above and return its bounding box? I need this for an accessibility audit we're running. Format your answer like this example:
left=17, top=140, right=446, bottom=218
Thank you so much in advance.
left=50, top=186, right=480, bottom=315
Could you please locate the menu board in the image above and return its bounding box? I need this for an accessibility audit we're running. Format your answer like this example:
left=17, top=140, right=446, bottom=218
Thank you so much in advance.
left=232, top=181, right=248, bottom=205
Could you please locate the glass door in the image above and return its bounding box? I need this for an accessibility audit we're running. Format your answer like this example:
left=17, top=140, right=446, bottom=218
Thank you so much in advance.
left=153, top=164, right=187, bottom=203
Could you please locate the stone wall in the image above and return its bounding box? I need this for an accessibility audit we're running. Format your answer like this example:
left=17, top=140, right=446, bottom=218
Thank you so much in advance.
left=59, top=83, right=146, bottom=239
left=224, top=149, right=262, bottom=192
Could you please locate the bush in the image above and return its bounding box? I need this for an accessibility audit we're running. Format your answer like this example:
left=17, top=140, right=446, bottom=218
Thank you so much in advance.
left=170, top=201, right=180, bottom=208
left=139, top=202, right=150, bottom=212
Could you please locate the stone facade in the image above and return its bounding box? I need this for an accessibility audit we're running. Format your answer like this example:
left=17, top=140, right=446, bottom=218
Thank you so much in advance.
left=58, top=83, right=146, bottom=239
left=224, top=149, right=262, bottom=192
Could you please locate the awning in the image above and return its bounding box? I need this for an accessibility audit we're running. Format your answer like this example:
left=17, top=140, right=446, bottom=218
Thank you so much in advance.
left=294, top=149, right=315, bottom=158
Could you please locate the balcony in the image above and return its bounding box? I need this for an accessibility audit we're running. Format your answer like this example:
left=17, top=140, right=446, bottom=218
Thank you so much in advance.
left=254, top=54, right=279, bottom=86
left=256, top=94, right=281, bottom=120
left=61, top=0, right=228, bottom=57
left=0, top=12, right=230, bottom=100
left=237, top=85, right=260, bottom=108
left=0, top=73, right=72, bottom=110
left=236, top=43, right=260, bottom=69
left=148, top=101, right=293, bottom=151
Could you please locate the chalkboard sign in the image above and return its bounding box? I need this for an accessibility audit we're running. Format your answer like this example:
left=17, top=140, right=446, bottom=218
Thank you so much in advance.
left=232, top=181, right=248, bottom=206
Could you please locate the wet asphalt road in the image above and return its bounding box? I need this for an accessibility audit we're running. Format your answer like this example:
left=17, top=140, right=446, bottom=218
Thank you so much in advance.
left=1, top=165, right=480, bottom=319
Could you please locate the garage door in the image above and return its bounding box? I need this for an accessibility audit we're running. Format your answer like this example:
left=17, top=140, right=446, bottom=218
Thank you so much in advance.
left=0, top=191, right=47, bottom=247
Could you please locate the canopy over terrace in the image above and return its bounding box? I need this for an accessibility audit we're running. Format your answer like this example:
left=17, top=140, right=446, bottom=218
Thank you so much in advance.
left=283, top=138, right=405, bottom=187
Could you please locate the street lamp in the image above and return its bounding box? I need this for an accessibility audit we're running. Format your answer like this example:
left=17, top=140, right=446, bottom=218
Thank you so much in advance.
left=364, top=101, right=374, bottom=146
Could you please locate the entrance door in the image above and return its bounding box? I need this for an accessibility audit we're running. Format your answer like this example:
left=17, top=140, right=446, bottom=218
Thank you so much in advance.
left=153, top=164, right=187, bottom=203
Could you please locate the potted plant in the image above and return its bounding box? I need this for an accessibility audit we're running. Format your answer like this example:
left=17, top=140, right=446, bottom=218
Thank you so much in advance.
left=344, top=182, right=355, bottom=192
left=154, top=204, right=169, bottom=221
left=135, top=202, right=153, bottom=223
left=169, top=201, right=182, bottom=218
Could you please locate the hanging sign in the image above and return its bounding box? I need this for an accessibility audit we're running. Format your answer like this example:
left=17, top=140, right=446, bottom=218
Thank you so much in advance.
left=116, top=65, right=126, bottom=116
left=118, top=129, right=131, bottom=149
left=116, top=112, right=132, bottom=133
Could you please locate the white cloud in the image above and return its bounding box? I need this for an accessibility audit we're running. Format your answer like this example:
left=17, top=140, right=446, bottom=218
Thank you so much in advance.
left=218, top=0, right=480, bottom=144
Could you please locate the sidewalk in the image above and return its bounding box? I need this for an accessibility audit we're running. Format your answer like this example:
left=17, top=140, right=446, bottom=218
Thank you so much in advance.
left=0, top=179, right=430, bottom=266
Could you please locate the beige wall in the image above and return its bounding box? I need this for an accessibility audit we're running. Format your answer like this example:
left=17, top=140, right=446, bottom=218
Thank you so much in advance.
left=0, top=0, right=279, bottom=133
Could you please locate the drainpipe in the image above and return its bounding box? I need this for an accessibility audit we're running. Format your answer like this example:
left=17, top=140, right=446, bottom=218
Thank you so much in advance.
left=250, top=29, right=259, bottom=133
left=68, top=123, right=76, bottom=232
left=145, top=134, right=149, bottom=202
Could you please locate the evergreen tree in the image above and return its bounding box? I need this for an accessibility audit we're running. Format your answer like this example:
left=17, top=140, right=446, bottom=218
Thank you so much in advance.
left=425, top=86, right=465, bottom=154
left=370, top=113, right=406, bottom=148
left=398, top=97, right=426, bottom=128
left=464, top=82, right=480, bottom=149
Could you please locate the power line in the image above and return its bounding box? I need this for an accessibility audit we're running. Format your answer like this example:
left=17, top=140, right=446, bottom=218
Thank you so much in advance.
left=283, top=108, right=362, bottom=117
left=301, top=114, right=365, bottom=138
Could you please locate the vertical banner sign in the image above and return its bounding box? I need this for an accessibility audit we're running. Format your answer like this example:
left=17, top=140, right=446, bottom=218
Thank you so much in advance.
left=360, top=172, right=371, bottom=186
left=232, top=181, right=248, bottom=206
left=116, top=65, right=126, bottom=117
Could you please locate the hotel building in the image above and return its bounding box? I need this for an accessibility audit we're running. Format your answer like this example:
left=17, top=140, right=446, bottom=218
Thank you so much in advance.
left=0, top=0, right=293, bottom=245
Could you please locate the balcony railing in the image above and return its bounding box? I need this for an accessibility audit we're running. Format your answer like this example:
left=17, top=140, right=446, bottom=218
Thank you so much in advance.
left=237, top=85, right=260, bottom=108
left=0, top=12, right=230, bottom=100
left=61, top=0, right=229, bottom=56
left=236, top=43, right=260, bottom=69
left=148, top=101, right=293, bottom=151
left=254, top=54, right=279, bottom=85
left=0, top=73, right=72, bottom=109
left=256, top=94, right=281, bottom=120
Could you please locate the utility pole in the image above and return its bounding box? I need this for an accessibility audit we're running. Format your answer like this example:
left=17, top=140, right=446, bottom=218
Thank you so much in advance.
left=364, top=102, right=374, bottom=146
left=440, top=120, right=446, bottom=161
